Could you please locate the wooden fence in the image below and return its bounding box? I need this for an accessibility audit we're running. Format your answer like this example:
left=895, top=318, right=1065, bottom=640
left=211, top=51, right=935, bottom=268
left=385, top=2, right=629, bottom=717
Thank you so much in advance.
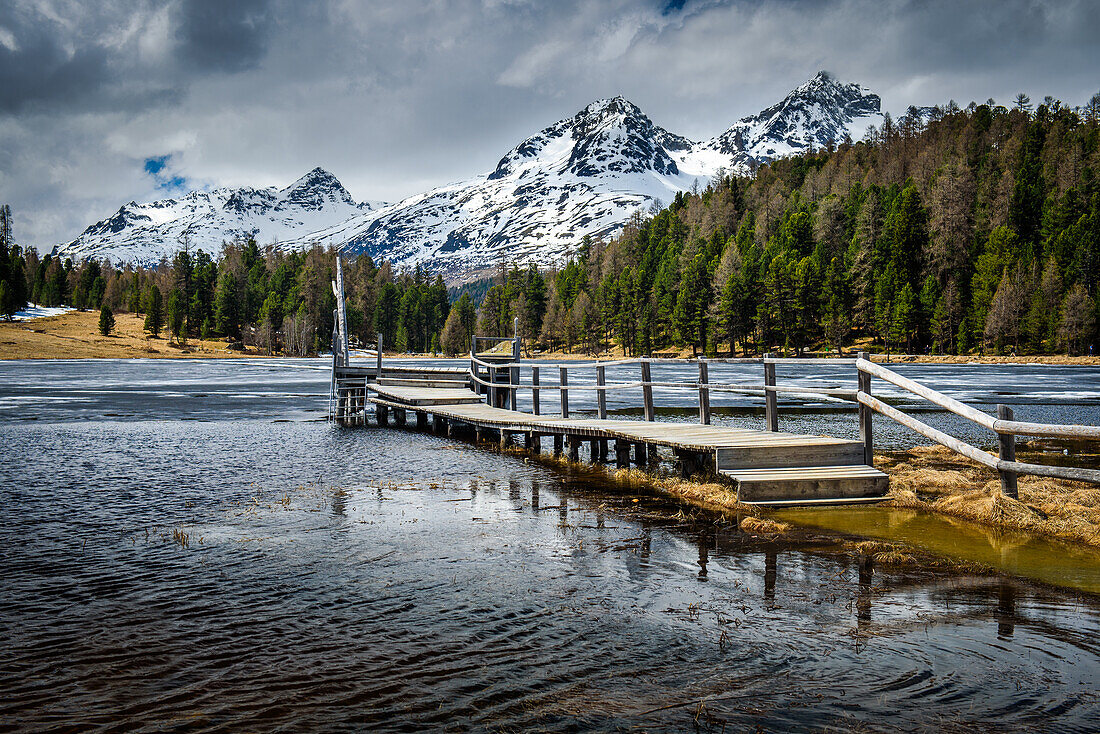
left=467, top=337, right=1100, bottom=492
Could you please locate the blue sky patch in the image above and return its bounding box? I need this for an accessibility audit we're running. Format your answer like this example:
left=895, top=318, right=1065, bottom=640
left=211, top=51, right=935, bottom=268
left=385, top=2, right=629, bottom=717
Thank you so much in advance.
left=144, top=155, right=189, bottom=192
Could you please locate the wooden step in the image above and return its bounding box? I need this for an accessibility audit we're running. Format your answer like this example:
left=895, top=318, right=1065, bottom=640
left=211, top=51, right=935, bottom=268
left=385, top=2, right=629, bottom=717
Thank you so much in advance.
left=716, top=440, right=864, bottom=470
left=378, top=377, right=470, bottom=389
left=722, top=465, right=889, bottom=503
left=371, top=385, right=484, bottom=406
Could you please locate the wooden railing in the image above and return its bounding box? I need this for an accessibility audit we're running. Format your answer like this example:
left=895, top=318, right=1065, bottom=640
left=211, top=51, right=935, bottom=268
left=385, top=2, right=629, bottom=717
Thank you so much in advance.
left=855, top=355, right=1100, bottom=494
left=466, top=335, right=1100, bottom=491
left=468, top=347, right=857, bottom=427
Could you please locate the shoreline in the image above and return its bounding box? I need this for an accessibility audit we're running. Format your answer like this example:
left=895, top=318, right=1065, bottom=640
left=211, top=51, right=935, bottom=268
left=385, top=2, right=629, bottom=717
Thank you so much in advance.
left=4, top=310, right=1097, bottom=365
left=528, top=444, right=1100, bottom=551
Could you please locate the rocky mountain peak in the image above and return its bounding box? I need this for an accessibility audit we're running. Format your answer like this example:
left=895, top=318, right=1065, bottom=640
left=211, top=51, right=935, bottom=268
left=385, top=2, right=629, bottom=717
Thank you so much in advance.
left=566, top=96, right=686, bottom=177
left=704, top=71, right=882, bottom=159
left=281, top=167, right=356, bottom=209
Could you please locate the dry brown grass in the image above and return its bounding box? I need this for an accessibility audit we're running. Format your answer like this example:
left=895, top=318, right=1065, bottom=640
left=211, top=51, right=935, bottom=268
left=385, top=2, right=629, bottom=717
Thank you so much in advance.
left=0, top=309, right=267, bottom=359
left=739, top=516, right=790, bottom=534
left=880, top=444, right=1100, bottom=548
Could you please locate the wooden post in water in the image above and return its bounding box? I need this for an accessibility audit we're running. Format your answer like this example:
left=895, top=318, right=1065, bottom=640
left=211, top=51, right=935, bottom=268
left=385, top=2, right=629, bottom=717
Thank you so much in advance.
left=998, top=404, right=1019, bottom=499
left=376, top=332, right=383, bottom=380
left=553, top=434, right=564, bottom=457
left=858, top=351, right=873, bottom=466
left=510, top=317, right=520, bottom=411
left=531, top=367, right=540, bottom=415
left=641, top=359, right=655, bottom=421
left=566, top=435, right=580, bottom=462
left=559, top=367, right=570, bottom=418
left=615, top=440, right=631, bottom=468
left=764, top=353, right=778, bottom=432
left=596, top=365, right=607, bottom=419
left=698, top=360, right=711, bottom=425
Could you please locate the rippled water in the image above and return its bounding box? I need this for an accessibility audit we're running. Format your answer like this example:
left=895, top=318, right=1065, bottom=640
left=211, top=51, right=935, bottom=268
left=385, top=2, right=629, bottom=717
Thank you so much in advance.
left=2, top=359, right=1100, bottom=731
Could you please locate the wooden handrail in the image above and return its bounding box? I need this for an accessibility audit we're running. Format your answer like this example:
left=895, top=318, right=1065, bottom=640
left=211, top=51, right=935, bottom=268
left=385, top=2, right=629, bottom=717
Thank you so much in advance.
left=857, top=358, right=1100, bottom=487
left=856, top=358, right=996, bottom=431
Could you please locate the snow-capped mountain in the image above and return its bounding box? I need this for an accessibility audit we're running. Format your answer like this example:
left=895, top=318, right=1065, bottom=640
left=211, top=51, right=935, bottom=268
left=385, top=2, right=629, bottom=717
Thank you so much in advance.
left=285, top=72, right=882, bottom=277
left=281, top=96, right=728, bottom=276
left=58, top=72, right=884, bottom=275
left=698, top=71, right=882, bottom=164
left=59, top=167, right=380, bottom=265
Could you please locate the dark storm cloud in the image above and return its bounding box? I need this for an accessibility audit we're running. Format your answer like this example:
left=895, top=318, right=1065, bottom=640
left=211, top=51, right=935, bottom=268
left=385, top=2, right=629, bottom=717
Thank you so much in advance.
left=0, top=0, right=278, bottom=116
left=173, top=0, right=275, bottom=72
left=0, top=2, right=174, bottom=114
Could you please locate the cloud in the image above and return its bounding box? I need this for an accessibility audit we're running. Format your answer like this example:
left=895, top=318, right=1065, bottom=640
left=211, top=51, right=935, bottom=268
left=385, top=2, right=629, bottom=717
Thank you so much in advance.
left=173, top=0, right=275, bottom=72
left=2, top=0, right=1099, bottom=249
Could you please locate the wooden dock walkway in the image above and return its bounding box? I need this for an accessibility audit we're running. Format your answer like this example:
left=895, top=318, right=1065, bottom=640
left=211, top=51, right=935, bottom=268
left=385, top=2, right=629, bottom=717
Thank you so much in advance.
left=368, top=383, right=888, bottom=504
left=326, top=259, right=1100, bottom=506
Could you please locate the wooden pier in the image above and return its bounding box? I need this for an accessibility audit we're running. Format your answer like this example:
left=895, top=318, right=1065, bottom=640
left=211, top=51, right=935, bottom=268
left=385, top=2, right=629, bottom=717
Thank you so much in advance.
left=328, top=260, right=1100, bottom=506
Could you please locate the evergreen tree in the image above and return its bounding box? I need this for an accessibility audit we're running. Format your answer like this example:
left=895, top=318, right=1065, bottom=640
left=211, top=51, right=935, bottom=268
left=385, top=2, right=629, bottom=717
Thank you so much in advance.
left=167, top=289, right=186, bottom=344
left=214, top=270, right=240, bottom=337
left=143, top=286, right=164, bottom=337
left=98, top=304, right=115, bottom=336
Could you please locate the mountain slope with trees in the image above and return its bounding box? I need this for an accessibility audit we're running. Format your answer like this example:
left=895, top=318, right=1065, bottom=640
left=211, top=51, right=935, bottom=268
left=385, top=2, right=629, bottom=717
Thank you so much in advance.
left=510, top=95, right=1100, bottom=357
left=3, top=92, right=1098, bottom=359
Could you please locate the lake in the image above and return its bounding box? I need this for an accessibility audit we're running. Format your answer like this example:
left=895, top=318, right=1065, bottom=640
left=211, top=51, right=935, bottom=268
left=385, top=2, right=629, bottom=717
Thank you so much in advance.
left=1, top=358, right=1099, bottom=731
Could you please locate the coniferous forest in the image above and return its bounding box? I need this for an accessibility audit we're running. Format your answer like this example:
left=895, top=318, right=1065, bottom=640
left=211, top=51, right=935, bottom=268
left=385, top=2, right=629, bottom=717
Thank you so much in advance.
left=1, top=97, right=1099, bottom=358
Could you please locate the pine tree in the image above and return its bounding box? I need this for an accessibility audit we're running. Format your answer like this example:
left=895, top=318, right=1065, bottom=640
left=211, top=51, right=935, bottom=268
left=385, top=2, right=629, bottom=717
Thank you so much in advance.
left=214, top=270, right=240, bottom=337
left=167, top=289, right=186, bottom=345
left=143, top=286, right=164, bottom=337
left=98, top=304, right=115, bottom=336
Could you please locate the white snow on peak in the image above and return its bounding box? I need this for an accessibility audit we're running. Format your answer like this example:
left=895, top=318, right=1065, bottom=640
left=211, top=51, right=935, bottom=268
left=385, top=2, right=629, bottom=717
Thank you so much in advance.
left=57, top=73, right=888, bottom=276
left=57, top=168, right=376, bottom=266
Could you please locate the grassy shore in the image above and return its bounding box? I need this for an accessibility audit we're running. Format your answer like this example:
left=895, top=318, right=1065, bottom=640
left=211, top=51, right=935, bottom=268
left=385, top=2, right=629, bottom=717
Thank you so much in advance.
left=0, top=309, right=267, bottom=359
left=606, top=444, right=1100, bottom=549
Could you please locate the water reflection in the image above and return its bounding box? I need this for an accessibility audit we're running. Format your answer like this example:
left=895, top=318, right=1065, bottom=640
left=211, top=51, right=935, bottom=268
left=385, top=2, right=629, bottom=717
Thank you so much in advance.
left=998, top=582, right=1016, bottom=639
left=764, top=549, right=777, bottom=601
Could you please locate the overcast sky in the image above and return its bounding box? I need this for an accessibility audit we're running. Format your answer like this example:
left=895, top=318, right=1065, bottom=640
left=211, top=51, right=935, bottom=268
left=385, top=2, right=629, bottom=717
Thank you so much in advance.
left=2, top=0, right=1099, bottom=249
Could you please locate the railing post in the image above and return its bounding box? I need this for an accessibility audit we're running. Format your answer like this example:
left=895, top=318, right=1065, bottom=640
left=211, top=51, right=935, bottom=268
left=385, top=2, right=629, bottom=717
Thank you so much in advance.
left=998, top=404, right=1019, bottom=499
left=559, top=367, right=569, bottom=418
left=698, top=360, right=710, bottom=425
left=596, top=365, right=607, bottom=419
left=376, top=332, right=383, bottom=380
left=532, top=366, right=540, bottom=415
left=641, top=359, right=655, bottom=421
left=858, top=351, right=873, bottom=466
left=763, top=352, right=778, bottom=432
left=510, top=317, right=520, bottom=411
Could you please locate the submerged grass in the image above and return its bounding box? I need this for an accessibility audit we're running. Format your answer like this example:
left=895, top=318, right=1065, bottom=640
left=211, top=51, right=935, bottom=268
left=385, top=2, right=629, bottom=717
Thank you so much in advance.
left=880, top=444, right=1100, bottom=548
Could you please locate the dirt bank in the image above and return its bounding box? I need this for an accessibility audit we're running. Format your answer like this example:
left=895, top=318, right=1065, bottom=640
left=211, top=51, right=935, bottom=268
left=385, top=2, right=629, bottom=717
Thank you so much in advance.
left=0, top=310, right=267, bottom=359
left=878, top=444, right=1100, bottom=548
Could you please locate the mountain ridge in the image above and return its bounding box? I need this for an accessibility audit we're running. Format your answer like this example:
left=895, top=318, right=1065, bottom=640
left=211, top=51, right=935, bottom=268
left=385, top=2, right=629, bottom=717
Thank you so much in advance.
left=57, top=72, right=886, bottom=275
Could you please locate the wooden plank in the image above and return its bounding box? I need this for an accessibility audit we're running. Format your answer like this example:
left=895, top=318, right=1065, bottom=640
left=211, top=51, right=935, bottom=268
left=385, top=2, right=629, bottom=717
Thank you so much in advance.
left=716, top=442, right=864, bottom=470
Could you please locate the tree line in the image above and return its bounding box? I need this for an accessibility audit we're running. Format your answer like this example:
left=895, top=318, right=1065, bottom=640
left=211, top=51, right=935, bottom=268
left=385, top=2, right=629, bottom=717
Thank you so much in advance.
left=510, top=95, right=1100, bottom=357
